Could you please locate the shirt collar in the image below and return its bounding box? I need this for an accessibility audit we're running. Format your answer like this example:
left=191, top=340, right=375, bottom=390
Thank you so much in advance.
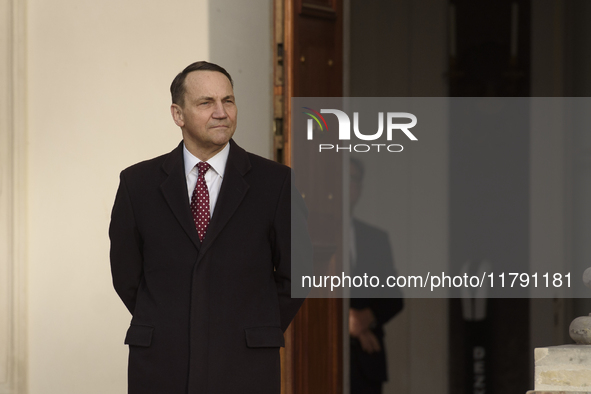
left=183, top=142, right=230, bottom=178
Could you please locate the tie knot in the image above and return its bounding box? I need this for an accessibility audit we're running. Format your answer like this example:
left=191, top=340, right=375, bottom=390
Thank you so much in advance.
left=197, top=162, right=211, bottom=176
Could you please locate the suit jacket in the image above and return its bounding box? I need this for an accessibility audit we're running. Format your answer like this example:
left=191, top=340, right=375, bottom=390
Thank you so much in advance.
left=350, top=219, right=404, bottom=384
left=109, top=139, right=311, bottom=394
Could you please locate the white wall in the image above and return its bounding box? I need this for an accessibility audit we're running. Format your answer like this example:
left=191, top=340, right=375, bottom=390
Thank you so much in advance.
left=209, top=0, right=273, bottom=158
left=27, top=1, right=209, bottom=392
left=24, top=0, right=273, bottom=393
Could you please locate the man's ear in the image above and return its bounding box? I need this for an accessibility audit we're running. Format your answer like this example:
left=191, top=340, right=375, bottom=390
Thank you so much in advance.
left=171, top=104, right=184, bottom=127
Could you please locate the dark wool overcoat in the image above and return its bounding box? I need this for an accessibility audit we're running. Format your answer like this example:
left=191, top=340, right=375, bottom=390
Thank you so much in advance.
left=109, top=139, right=311, bottom=394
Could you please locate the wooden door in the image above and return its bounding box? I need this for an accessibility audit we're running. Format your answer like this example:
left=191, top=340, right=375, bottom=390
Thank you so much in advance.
left=275, top=0, right=344, bottom=393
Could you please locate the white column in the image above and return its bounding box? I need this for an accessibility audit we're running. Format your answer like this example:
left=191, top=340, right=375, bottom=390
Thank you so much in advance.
left=0, top=0, right=28, bottom=392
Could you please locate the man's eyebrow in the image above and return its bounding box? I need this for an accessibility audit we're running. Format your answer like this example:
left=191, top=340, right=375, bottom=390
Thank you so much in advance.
left=193, top=95, right=235, bottom=101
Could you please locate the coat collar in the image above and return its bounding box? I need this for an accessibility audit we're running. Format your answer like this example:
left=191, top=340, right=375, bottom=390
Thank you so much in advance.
left=159, top=139, right=251, bottom=254
left=160, top=141, right=200, bottom=249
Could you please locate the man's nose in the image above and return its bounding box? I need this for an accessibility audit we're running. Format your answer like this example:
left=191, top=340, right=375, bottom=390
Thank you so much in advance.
left=212, top=101, right=228, bottom=118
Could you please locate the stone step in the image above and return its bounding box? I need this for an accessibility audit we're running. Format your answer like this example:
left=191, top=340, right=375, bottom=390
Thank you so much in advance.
left=534, top=345, right=591, bottom=392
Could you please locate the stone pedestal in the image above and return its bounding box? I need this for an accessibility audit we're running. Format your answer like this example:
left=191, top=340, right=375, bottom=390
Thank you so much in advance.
left=527, top=391, right=591, bottom=394
left=529, top=345, right=591, bottom=393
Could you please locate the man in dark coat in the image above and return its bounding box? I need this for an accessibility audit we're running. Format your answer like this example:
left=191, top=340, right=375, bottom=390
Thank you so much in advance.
left=109, top=61, right=311, bottom=394
left=348, top=158, right=404, bottom=394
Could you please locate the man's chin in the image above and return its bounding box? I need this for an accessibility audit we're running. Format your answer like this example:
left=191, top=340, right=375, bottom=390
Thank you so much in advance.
left=211, top=130, right=235, bottom=146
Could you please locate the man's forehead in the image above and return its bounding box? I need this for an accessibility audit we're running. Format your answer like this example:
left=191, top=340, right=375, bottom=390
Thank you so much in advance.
left=185, top=70, right=233, bottom=94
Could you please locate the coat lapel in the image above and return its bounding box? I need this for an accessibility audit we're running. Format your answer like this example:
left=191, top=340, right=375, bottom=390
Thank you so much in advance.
left=159, top=141, right=201, bottom=250
left=197, top=139, right=251, bottom=262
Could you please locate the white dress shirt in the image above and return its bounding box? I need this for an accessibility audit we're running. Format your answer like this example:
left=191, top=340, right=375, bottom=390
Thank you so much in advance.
left=183, top=142, right=230, bottom=216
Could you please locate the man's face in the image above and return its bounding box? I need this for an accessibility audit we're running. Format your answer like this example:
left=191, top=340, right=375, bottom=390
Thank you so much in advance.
left=171, top=70, right=237, bottom=159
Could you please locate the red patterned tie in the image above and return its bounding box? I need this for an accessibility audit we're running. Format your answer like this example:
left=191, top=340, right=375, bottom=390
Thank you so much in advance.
left=190, top=162, right=211, bottom=242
